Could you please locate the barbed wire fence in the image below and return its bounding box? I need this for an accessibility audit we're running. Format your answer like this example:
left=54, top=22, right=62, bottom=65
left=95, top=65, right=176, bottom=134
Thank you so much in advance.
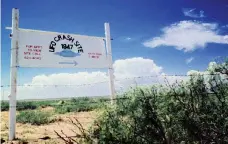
left=1, top=73, right=227, bottom=142
left=1, top=73, right=226, bottom=101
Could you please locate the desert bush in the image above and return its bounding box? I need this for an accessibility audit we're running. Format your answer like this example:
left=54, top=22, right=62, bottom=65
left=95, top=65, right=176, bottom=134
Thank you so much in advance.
left=54, top=97, right=105, bottom=114
left=71, top=97, right=90, bottom=103
left=17, top=102, right=38, bottom=111
left=17, top=110, right=53, bottom=125
left=35, top=100, right=57, bottom=108
left=56, top=59, right=228, bottom=143
left=1, top=101, right=9, bottom=111
left=1, top=101, right=37, bottom=111
left=1, top=98, right=105, bottom=113
left=55, top=103, right=99, bottom=114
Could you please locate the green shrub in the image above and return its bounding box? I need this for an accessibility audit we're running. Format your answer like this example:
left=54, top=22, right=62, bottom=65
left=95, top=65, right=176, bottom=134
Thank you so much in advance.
left=1, top=98, right=104, bottom=113
left=1, top=101, right=9, bottom=111
left=17, top=102, right=37, bottom=111
left=34, top=100, right=56, bottom=108
left=55, top=104, right=98, bottom=114
left=71, top=97, right=90, bottom=103
left=1, top=101, right=37, bottom=111
left=53, top=97, right=104, bottom=114
left=17, top=110, right=53, bottom=125
left=1, top=100, right=63, bottom=111
left=86, top=61, right=228, bottom=143
left=56, top=60, right=228, bottom=144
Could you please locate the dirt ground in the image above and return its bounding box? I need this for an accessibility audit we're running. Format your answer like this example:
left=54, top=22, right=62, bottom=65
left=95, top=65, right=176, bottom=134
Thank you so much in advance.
left=1, top=108, right=99, bottom=144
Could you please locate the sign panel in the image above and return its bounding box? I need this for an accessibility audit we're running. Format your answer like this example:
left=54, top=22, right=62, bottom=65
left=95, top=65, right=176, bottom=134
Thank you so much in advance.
left=17, top=30, right=109, bottom=68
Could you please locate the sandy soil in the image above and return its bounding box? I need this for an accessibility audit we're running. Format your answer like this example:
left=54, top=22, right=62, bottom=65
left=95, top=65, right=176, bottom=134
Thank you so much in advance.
left=1, top=107, right=98, bottom=144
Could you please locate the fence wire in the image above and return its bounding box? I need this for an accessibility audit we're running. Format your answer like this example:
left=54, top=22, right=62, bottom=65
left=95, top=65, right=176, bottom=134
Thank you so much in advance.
left=0, top=73, right=224, bottom=87
left=1, top=73, right=226, bottom=101
left=1, top=73, right=227, bottom=143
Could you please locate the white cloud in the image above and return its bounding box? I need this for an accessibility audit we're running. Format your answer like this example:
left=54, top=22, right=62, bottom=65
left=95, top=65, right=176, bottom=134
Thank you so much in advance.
left=186, top=57, right=194, bottom=64
left=2, top=57, right=175, bottom=100
left=123, top=37, right=132, bottom=42
left=126, top=37, right=132, bottom=40
left=113, top=57, right=163, bottom=79
left=222, top=24, right=228, bottom=28
left=143, top=20, right=228, bottom=52
left=182, top=8, right=205, bottom=18
left=4, top=59, right=226, bottom=101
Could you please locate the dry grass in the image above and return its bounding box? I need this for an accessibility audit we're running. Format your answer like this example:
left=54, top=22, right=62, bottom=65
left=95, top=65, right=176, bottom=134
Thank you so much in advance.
left=1, top=107, right=98, bottom=144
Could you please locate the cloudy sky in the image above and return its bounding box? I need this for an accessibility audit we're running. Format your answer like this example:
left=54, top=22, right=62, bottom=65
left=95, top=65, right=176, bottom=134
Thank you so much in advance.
left=1, top=0, right=228, bottom=100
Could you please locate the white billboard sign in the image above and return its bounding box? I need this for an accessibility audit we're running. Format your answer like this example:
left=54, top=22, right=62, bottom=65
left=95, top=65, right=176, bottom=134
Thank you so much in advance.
left=17, top=30, right=109, bottom=68
left=7, top=8, right=115, bottom=140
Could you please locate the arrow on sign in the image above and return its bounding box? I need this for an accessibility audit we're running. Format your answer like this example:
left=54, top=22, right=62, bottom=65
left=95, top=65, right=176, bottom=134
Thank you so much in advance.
left=73, top=61, right=78, bottom=66
left=59, top=61, right=78, bottom=66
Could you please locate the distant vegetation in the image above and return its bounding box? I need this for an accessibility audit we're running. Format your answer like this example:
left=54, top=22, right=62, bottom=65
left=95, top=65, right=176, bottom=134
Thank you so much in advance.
left=1, top=97, right=109, bottom=125
left=1, top=97, right=109, bottom=112
left=16, top=110, right=53, bottom=125
left=1, top=100, right=52, bottom=111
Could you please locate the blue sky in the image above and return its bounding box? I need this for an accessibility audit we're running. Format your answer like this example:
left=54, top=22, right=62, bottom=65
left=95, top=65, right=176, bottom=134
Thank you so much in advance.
left=1, top=0, right=228, bottom=86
